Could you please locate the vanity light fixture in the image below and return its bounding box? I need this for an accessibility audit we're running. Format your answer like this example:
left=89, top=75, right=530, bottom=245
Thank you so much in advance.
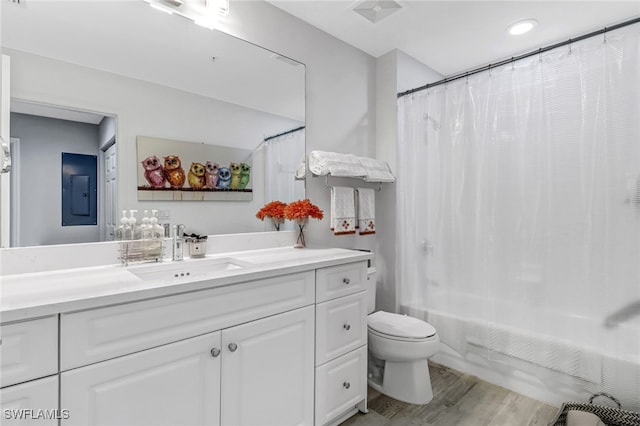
left=507, top=19, right=538, bottom=36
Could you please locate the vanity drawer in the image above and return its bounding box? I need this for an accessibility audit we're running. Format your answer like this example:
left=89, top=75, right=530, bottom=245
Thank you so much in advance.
left=315, top=291, right=367, bottom=366
left=316, top=262, right=367, bottom=303
left=60, top=271, right=314, bottom=370
left=0, top=316, right=58, bottom=388
left=315, top=346, right=367, bottom=426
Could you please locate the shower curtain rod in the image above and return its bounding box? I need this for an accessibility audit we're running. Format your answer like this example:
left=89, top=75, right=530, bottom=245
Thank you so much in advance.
left=397, top=16, right=640, bottom=98
left=264, top=125, right=305, bottom=142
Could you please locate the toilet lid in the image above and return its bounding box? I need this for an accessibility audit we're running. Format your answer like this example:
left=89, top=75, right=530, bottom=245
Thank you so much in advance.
left=368, top=311, right=436, bottom=339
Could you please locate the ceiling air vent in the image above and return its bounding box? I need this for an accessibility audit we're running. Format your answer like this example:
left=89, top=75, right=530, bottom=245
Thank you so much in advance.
left=353, top=0, right=403, bottom=24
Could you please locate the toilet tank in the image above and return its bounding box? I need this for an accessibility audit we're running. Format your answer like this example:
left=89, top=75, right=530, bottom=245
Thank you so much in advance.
left=366, top=267, right=377, bottom=314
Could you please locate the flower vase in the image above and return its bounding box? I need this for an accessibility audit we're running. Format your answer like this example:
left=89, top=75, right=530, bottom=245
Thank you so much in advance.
left=271, top=217, right=284, bottom=231
left=294, top=218, right=308, bottom=248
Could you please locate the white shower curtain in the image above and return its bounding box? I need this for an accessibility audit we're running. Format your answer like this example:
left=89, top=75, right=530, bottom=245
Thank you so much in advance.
left=398, top=24, right=640, bottom=408
left=264, top=128, right=305, bottom=230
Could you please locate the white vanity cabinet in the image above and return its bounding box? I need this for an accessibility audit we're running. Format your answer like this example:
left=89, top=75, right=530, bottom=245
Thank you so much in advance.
left=61, top=306, right=314, bottom=426
left=314, top=262, right=368, bottom=426
left=59, top=273, right=316, bottom=426
left=0, top=251, right=372, bottom=426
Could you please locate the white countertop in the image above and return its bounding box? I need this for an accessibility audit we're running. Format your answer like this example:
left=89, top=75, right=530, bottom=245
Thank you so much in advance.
left=0, top=247, right=372, bottom=323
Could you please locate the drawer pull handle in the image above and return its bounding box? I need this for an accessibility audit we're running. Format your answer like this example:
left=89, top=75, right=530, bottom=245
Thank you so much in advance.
left=228, top=343, right=238, bottom=352
left=343, top=277, right=350, bottom=285
left=210, top=348, right=221, bottom=358
left=343, top=324, right=351, bottom=331
left=343, top=382, right=351, bottom=389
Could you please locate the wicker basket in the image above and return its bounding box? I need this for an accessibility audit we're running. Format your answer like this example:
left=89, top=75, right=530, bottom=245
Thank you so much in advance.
left=549, top=393, right=640, bottom=426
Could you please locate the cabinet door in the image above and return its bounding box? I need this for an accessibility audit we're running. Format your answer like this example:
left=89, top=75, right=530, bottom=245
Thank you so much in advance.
left=0, top=376, right=58, bottom=426
left=221, top=306, right=314, bottom=426
left=61, top=331, right=221, bottom=426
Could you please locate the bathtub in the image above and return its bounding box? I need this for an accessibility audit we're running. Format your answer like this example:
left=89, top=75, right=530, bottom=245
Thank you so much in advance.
left=402, top=291, right=640, bottom=411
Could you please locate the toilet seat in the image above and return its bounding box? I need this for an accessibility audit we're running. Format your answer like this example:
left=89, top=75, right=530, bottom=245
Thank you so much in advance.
left=368, top=311, right=436, bottom=340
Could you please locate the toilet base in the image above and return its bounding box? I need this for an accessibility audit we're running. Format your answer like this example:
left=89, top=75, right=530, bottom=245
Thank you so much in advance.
left=368, top=359, right=434, bottom=405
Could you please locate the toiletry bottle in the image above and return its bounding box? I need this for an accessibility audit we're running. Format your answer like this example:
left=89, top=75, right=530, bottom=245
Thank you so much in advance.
left=145, top=210, right=164, bottom=259
left=140, top=210, right=151, bottom=240
left=116, top=210, right=130, bottom=240
left=172, top=224, right=185, bottom=261
left=129, top=210, right=140, bottom=240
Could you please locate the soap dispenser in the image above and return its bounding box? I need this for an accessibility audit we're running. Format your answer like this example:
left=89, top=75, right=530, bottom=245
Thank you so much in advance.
left=116, top=210, right=132, bottom=240
left=129, top=210, right=140, bottom=240
left=140, top=210, right=151, bottom=240
left=145, top=210, right=164, bottom=259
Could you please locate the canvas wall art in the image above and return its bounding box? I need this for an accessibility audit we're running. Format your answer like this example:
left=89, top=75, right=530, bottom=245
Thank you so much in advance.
left=137, top=136, right=253, bottom=201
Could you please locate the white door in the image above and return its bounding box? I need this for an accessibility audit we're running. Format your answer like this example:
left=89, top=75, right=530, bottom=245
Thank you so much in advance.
left=1, top=54, right=11, bottom=248
left=0, top=376, right=59, bottom=426
left=102, top=142, right=117, bottom=241
left=221, top=306, right=314, bottom=426
left=61, top=331, right=221, bottom=426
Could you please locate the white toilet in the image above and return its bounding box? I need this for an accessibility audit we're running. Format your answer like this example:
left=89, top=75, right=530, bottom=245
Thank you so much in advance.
left=365, top=267, right=439, bottom=405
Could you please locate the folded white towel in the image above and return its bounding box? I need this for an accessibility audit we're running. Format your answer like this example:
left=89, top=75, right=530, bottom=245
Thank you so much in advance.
left=357, top=156, right=396, bottom=182
left=357, top=188, right=376, bottom=235
left=331, top=186, right=356, bottom=235
left=309, top=151, right=366, bottom=178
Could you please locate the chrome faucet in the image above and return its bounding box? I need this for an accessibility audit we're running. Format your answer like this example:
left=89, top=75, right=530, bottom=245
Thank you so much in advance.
left=172, top=224, right=185, bottom=261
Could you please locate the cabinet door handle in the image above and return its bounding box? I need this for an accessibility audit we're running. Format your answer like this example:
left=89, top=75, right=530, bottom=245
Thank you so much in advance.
left=343, top=324, right=351, bottom=331
left=343, top=382, right=351, bottom=389
left=210, top=348, right=221, bottom=358
left=228, top=343, right=238, bottom=352
left=343, top=277, right=350, bottom=285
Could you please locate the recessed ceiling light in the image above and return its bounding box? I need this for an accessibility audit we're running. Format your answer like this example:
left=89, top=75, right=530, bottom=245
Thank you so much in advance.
left=507, top=19, right=538, bottom=36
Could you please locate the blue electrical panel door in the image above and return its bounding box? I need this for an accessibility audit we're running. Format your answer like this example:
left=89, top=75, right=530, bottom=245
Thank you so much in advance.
left=62, top=152, right=97, bottom=226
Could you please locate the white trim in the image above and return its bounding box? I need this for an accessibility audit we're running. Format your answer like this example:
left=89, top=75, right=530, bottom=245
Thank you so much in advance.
left=10, top=137, right=20, bottom=247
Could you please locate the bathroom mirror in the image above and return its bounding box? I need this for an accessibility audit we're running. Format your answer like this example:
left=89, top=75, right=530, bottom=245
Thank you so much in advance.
left=1, top=0, right=305, bottom=247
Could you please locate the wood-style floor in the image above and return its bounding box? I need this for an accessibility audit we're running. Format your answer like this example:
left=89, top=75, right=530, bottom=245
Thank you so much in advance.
left=341, top=362, right=558, bottom=426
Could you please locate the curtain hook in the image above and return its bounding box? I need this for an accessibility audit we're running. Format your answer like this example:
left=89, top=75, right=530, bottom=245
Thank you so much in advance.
left=603, top=27, right=608, bottom=44
left=568, top=39, right=572, bottom=55
left=538, top=48, right=543, bottom=63
left=511, top=58, right=515, bottom=71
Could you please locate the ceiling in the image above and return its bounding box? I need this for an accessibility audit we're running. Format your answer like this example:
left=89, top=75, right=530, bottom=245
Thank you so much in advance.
left=267, top=0, right=640, bottom=76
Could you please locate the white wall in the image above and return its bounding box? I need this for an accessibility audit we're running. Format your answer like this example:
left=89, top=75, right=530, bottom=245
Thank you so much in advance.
left=375, top=49, right=442, bottom=312
left=6, top=48, right=301, bottom=240
left=11, top=112, right=101, bottom=246
left=217, top=1, right=377, bottom=252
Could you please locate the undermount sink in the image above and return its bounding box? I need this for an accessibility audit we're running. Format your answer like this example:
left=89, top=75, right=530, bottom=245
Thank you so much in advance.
left=128, top=257, right=253, bottom=282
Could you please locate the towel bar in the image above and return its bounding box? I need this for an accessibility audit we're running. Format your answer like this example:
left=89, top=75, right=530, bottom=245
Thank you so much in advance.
left=319, top=174, right=384, bottom=191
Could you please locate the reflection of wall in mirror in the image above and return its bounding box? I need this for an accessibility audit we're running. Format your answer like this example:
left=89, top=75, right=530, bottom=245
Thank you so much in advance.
left=10, top=113, right=104, bottom=246
left=6, top=49, right=303, bottom=238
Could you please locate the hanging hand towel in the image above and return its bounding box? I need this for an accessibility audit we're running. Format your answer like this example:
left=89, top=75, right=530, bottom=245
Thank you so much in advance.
left=357, top=188, right=376, bottom=235
left=331, top=186, right=356, bottom=235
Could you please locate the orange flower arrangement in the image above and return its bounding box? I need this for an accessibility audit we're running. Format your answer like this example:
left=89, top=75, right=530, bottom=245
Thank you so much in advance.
left=283, top=199, right=323, bottom=248
left=256, top=200, right=287, bottom=231
left=283, top=199, right=324, bottom=222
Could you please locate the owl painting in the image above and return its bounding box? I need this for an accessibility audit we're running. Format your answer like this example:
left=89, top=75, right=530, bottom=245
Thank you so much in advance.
left=217, top=167, right=231, bottom=189
left=188, top=162, right=206, bottom=190
left=239, top=163, right=251, bottom=190
left=164, top=155, right=185, bottom=189
left=141, top=155, right=166, bottom=189
left=230, top=163, right=242, bottom=190
left=205, top=161, right=219, bottom=189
